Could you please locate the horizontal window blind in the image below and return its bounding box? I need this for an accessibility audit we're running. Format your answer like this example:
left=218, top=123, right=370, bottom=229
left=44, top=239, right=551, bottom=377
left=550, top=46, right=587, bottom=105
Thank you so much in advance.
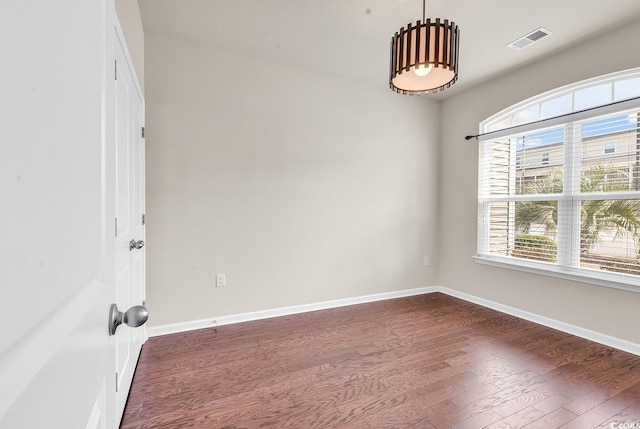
left=479, top=102, right=640, bottom=284
left=573, top=110, right=640, bottom=276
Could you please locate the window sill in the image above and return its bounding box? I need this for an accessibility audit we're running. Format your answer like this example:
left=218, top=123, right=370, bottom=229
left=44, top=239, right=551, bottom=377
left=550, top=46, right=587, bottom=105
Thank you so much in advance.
left=473, top=255, right=640, bottom=294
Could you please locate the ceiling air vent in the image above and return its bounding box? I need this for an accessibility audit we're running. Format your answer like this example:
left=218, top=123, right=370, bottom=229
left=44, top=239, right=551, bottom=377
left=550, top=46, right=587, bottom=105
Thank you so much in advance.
left=507, top=27, right=553, bottom=51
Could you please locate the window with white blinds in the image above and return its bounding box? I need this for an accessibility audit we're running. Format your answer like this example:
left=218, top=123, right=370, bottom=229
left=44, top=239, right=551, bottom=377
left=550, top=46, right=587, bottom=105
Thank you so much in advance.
left=477, top=69, right=640, bottom=290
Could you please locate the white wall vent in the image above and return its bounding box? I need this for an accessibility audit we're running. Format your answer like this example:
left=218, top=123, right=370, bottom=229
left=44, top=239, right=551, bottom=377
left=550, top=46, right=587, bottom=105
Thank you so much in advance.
left=507, top=27, right=553, bottom=50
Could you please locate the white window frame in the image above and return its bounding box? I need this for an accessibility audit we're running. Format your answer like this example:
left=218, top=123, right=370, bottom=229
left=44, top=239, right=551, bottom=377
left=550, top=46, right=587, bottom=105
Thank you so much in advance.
left=476, top=68, right=640, bottom=293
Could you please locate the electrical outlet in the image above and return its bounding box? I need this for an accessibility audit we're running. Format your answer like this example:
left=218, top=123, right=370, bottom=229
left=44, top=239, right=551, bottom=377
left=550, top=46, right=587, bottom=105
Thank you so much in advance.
left=215, top=273, right=226, bottom=287
left=424, top=257, right=429, bottom=266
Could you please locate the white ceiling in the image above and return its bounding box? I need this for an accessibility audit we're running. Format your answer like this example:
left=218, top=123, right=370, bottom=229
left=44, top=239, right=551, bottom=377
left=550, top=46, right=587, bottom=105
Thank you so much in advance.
left=138, top=0, right=640, bottom=99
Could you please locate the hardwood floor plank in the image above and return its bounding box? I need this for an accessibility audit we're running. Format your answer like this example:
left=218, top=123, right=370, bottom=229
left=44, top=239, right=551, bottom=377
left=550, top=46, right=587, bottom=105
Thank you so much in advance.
left=532, top=393, right=572, bottom=414
left=558, top=381, right=640, bottom=428
left=486, top=406, right=545, bottom=429
left=600, top=402, right=640, bottom=428
left=521, top=407, right=578, bottom=428
left=448, top=409, right=503, bottom=429
left=120, top=293, right=640, bottom=428
left=491, top=387, right=555, bottom=418
left=448, top=382, right=501, bottom=408
left=563, top=388, right=613, bottom=415
left=363, top=400, right=435, bottom=429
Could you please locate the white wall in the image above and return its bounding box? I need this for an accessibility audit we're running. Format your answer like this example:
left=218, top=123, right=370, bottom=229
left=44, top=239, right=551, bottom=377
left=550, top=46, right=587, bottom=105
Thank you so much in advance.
left=439, top=19, right=640, bottom=344
left=115, top=0, right=144, bottom=91
left=145, top=33, right=440, bottom=326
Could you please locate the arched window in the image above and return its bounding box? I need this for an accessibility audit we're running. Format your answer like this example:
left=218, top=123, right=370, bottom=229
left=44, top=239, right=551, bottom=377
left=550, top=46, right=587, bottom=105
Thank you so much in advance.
left=476, top=68, right=640, bottom=291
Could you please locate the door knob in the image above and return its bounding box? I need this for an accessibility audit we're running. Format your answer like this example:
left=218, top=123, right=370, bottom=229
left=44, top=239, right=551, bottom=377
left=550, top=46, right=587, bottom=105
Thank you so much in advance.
left=109, top=303, right=149, bottom=336
left=129, top=239, right=145, bottom=251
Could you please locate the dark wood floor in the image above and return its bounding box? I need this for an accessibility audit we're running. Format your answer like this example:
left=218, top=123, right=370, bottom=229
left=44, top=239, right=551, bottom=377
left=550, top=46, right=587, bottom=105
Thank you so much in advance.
left=120, top=293, right=640, bottom=428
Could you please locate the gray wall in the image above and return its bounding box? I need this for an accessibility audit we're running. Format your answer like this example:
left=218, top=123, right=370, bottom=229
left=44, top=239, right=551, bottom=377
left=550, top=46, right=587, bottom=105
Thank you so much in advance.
left=438, top=19, right=640, bottom=344
left=145, top=33, right=440, bottom=326
left=143, top=15, right=640, bottom=344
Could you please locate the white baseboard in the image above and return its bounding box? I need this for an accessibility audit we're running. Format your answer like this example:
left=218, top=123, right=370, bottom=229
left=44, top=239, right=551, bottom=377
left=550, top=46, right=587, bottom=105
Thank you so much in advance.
left=438, top=286, right=640, bottom=356
left=147, top=286, right=438, bottom=337
left=148, top=285, right=640, bottom=356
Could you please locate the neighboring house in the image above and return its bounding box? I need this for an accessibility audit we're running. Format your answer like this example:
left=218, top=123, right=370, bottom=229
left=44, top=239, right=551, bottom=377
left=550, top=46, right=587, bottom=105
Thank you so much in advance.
left=516, top=126, right=640, bottom=193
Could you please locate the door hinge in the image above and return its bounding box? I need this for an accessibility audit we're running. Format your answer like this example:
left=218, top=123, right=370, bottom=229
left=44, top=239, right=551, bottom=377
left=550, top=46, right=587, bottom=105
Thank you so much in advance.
left=142, top=300, right=146, bottom=306
left=115, top=218, right=118, bottom=237
left=115, top=59, right=117, bottom=80
left=141, top=126, right=145, bottom=138
left=142, top=213, right=145, bottom=225
left=115, top=372, right=119, bottom=392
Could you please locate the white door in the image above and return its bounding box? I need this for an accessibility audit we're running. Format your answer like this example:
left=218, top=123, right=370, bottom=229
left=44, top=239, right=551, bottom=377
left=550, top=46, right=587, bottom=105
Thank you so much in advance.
left=0, top=1, right=115, bottom=428
left=114, top=30, right=146, bottom=421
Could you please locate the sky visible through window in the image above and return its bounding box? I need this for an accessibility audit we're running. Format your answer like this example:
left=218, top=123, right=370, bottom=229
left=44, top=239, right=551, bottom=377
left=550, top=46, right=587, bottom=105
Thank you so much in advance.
left=516, top=128, right=563, bottom=151
left=516, top=114, right=637, bottom=151
left=582, top=114, right=637, bottom=137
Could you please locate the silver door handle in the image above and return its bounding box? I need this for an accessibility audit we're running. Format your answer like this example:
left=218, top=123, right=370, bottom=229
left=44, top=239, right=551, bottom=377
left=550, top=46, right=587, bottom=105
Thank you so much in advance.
left=129, top=239, right=145, bottom=251
left=109, top=304, right=149, bottom=336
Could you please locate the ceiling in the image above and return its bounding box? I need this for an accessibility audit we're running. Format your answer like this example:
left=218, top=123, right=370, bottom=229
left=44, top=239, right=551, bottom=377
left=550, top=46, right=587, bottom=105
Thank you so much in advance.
left=138, top=0, right=640, bottom=99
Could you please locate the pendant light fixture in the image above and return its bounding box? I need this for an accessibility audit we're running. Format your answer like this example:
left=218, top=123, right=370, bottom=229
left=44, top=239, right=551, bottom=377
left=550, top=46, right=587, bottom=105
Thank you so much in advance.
left=389, top=0, right=460, bottom=95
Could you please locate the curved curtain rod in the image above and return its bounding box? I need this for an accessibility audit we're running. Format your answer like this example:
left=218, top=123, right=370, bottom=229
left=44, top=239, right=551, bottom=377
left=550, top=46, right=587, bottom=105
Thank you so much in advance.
left=465, top=95, right=640, bottom=141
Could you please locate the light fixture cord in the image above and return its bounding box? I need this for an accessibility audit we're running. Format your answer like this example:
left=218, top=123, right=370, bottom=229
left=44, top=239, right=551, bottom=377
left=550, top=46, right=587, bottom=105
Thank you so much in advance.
left=422, top=0, right=425, bottom=23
